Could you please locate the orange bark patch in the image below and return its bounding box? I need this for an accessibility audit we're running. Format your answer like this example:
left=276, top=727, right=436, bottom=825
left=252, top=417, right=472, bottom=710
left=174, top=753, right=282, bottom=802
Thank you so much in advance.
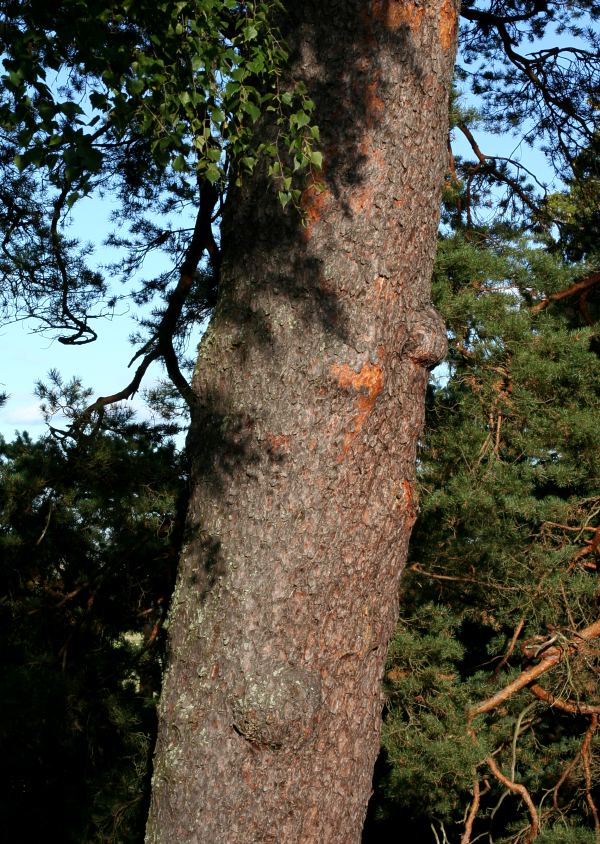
left=331, top=360, right=384, bottom=459
left=364, top=79, right=385, bottom=128
left=399, top=479, right=416, bottom=512
left=439, top=0, right=457, bottom=50
left=266, top=433, right=290, bottom=456
left=301, top=176, right=331, bottom=242
left=371, top=0, right=424, bottom=32
left=372, top=274, right=399, bottom=305
left=395, top=479, right=418, bottom=526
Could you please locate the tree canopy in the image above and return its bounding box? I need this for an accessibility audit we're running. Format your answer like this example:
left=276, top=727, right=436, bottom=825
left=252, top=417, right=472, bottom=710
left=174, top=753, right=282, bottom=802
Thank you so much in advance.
left=0, top=0, right=320, bottom=417
left=0, top=1, right=597, bottom=423
left=0, top=403, right=186, bottom=840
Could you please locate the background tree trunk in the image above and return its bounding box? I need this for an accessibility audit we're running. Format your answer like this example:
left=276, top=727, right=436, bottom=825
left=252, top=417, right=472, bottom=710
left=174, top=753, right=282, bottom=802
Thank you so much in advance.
left=146, top=1, right=458, bottom=841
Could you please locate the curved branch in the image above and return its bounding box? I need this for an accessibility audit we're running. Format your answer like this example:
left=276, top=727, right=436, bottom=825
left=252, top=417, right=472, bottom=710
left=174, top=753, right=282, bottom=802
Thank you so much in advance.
left=469, top=618, right=600, bottom=719
left=64, top=177, right=221, bottom=434
left=582, top=715, right=600, bottom=833
left=155, top=178, right=220, bottom=408
left=484, top=753, right=539, bottom=843
left=531, top=271, right=600, bottom=314
left=460, top=777, right=481, bottom=844
left=51, top=181, right=98, bottom=345
left=50, top=121, right=112, bottom=345
left=529, top=683, right=600, bottom=716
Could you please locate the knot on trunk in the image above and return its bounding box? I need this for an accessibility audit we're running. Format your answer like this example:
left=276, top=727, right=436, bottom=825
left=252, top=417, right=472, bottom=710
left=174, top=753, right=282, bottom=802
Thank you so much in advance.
left=406, top=306, right=448, bottom=369
left=230, top=660, right=322, bottom=750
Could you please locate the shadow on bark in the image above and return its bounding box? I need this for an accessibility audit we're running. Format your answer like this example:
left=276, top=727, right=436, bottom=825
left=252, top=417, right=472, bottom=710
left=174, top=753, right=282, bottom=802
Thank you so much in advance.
left=184, top=4, right=426, bottom=602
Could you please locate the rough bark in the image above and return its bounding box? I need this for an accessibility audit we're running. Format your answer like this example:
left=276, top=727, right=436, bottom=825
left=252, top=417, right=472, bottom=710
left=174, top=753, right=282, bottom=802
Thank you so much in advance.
left=146, top=1, right=458, bottom=841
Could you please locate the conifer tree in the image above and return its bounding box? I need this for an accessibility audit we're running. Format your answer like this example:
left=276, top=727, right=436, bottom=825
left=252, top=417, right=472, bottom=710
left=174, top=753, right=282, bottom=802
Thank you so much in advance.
left=367, top=206, right=600, bottom=843
left=0, top=388, right=186, bottom=841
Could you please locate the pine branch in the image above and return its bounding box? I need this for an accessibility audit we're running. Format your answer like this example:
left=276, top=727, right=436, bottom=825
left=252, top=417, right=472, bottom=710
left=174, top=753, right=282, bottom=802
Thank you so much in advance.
left=457, top=122, right=545, bottom=217
left=528, top=683, right=600, bottom=716
left=469, top=618, right=600, bottom=719
left=531, top=271, right=600, bottom=314
left=483, top=752, right=539, bottom=844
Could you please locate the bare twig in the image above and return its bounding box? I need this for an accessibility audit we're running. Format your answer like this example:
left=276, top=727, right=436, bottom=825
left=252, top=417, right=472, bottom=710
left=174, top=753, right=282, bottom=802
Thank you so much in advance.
left=460, top=777, right=481, bottom=844
left=484, top=753, right=540, bottom=843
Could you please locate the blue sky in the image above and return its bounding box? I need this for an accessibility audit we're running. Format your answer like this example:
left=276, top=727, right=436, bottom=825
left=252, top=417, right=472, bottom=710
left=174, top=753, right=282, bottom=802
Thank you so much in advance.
left=0, top=124, right=559, bottom=443
left=0, top=16, right=584, bottom=443
left=0, top=194, right=186, bottom=441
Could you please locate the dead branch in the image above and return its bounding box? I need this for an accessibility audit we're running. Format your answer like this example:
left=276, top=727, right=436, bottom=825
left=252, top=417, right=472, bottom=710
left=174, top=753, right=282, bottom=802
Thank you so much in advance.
left=409, top=563, right=483, bottom=586
left=469, top=618, right=600, bottom=719
left=484, top=753, right=540, bottom=843
left=460, top=777, right=481, bottom=844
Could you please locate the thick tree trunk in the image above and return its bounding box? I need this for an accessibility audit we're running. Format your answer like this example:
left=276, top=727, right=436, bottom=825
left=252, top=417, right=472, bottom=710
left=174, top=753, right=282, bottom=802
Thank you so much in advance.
left=146, top=1, right=458, bottom=841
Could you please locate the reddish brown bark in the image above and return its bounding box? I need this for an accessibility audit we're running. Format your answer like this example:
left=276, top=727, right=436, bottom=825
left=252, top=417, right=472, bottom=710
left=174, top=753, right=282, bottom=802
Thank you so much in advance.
left=146, top=2, right=458, bottom=841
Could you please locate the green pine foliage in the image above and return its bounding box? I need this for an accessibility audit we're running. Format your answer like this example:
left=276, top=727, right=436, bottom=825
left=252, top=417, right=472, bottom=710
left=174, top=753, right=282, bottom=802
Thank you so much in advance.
left=0, top=397, right=186, bottom=841
left=367, top=226, right=600, bottom=843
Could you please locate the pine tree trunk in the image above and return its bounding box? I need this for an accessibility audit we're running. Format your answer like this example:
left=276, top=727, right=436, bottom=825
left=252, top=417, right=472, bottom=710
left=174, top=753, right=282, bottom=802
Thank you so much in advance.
left=146, top=2, right=458, bottom=840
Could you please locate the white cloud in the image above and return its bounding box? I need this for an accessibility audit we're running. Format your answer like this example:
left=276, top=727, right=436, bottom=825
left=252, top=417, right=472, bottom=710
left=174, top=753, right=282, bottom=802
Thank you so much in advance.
left=2, top=401, right=45, bottom=426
